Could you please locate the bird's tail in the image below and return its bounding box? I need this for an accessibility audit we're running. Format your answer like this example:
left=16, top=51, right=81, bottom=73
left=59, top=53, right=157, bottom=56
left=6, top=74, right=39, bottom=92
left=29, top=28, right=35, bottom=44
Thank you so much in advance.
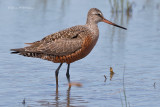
left=10, top=48, right=25, bottom=54
left=10, top=48, right=33, bottom=57
left=10, top=48, right=44, bottom=59
left=10, top=48, right=56, bottom=62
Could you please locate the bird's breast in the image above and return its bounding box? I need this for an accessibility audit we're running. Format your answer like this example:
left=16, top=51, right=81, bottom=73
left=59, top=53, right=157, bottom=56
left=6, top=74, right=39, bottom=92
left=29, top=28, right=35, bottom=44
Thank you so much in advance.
left=78, top=34, right=99, bottom=59
left=52, top=35, right=98, bottom=64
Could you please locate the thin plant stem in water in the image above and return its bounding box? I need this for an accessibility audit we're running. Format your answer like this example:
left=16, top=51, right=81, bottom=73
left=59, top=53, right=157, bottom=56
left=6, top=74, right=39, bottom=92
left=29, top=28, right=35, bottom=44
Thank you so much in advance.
left=123, top=65, right=128, bottom=107
left=120, top=65, right=130, bottom=107
left=120, top=91, right=124, bottom=107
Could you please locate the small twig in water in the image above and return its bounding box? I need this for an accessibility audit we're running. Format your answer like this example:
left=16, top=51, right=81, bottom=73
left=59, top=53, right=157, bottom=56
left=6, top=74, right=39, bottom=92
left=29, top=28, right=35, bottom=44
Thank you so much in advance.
left=22, top=98, right=25, bottom=105
left=104, top=75, right=107, bottom=82
left=153, top=82, right=156, bottom=89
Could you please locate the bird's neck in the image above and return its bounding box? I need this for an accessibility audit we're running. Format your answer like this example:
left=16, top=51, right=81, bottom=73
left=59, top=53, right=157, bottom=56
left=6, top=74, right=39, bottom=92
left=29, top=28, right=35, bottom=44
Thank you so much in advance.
left=85, top=22, right=99, bottom=39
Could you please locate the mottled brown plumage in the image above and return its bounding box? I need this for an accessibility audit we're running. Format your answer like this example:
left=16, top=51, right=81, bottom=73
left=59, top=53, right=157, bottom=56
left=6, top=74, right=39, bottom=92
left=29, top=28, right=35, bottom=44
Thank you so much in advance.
left=11, top=25, right=94, bottom=64
left=11, top=8, right=126, bottom=85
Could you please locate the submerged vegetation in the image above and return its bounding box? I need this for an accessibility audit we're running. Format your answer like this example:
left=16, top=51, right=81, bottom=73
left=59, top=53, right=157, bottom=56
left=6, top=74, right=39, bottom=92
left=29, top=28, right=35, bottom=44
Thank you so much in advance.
left=107, top=0, right=132, bottom=37
left=108, top=0, right=133, bottom=15
left=110, top=67, right=115, bottom=80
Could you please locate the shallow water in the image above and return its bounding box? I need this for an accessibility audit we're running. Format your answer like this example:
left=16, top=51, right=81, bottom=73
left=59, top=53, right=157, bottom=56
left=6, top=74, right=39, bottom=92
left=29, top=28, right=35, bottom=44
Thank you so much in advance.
left=0, top=0, right=160, bottom=107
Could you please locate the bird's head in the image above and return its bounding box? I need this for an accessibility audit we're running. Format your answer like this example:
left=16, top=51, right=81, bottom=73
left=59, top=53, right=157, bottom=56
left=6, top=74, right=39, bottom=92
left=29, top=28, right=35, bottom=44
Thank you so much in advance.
left=87, top=8, right=127, bottom=30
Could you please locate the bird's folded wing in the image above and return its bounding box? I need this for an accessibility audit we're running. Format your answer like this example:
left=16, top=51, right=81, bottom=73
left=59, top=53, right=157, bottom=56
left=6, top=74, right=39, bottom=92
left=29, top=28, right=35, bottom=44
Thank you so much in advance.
left=25, top=38, right=83, bottom=56
left=25, top=26, right=90, bottom=47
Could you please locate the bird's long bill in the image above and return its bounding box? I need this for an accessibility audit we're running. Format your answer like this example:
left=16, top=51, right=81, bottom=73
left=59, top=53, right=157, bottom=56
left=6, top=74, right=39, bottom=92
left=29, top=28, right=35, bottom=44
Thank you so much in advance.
left=102, top=18, right=127, bottom=30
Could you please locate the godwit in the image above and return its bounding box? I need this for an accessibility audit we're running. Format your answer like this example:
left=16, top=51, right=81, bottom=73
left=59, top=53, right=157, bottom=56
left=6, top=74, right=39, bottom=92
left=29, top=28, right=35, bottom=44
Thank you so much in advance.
left=11, top=8, right=126, bottom=85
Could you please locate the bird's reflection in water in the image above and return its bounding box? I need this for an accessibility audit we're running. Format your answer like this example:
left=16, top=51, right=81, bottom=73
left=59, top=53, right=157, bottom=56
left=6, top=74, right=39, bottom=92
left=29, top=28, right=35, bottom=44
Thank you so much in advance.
left=66, top=86, right=71, bottom=107
left=55, top=85, right=71, bottom=107
left=37, top=85, right=87, bottom=107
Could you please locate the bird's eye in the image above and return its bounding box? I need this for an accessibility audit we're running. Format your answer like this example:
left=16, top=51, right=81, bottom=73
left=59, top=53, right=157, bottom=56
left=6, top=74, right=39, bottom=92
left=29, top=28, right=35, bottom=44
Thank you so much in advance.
left=97, top=13, right=101, bottom=17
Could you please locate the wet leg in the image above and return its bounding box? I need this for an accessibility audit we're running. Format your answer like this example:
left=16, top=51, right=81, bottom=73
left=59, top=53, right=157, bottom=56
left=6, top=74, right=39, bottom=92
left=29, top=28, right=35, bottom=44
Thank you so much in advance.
left=66, top=64, right=70, bottom=83
left=55, top=63, right=63, bottom=86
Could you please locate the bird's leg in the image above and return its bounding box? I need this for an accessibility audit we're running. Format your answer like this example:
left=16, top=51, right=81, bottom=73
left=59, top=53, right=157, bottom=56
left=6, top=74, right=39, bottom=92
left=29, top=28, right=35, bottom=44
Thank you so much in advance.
left=66, top=64, right=70, bottom=83
left=55, top=63, right=63, bottom=86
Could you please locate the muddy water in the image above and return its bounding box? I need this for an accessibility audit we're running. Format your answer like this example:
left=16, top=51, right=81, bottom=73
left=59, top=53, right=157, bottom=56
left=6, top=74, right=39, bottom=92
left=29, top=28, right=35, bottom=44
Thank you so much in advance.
left=0, top=0, right=160, bottom=107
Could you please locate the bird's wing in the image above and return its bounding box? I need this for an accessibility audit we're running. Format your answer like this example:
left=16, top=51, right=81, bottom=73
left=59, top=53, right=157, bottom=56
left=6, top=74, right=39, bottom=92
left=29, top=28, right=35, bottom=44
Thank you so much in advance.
left=25, top=38, right=82, bottom=56
left=25, top=25, right=87, bottom=45
left=43, top=25, right=88, bottom=40
left=24, top=25, right=91, bottom=56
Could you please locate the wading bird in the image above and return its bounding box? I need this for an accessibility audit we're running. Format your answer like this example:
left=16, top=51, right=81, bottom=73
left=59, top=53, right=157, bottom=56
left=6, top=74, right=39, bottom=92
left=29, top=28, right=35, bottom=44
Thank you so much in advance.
left=11, top=8, right=126, bottom=85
